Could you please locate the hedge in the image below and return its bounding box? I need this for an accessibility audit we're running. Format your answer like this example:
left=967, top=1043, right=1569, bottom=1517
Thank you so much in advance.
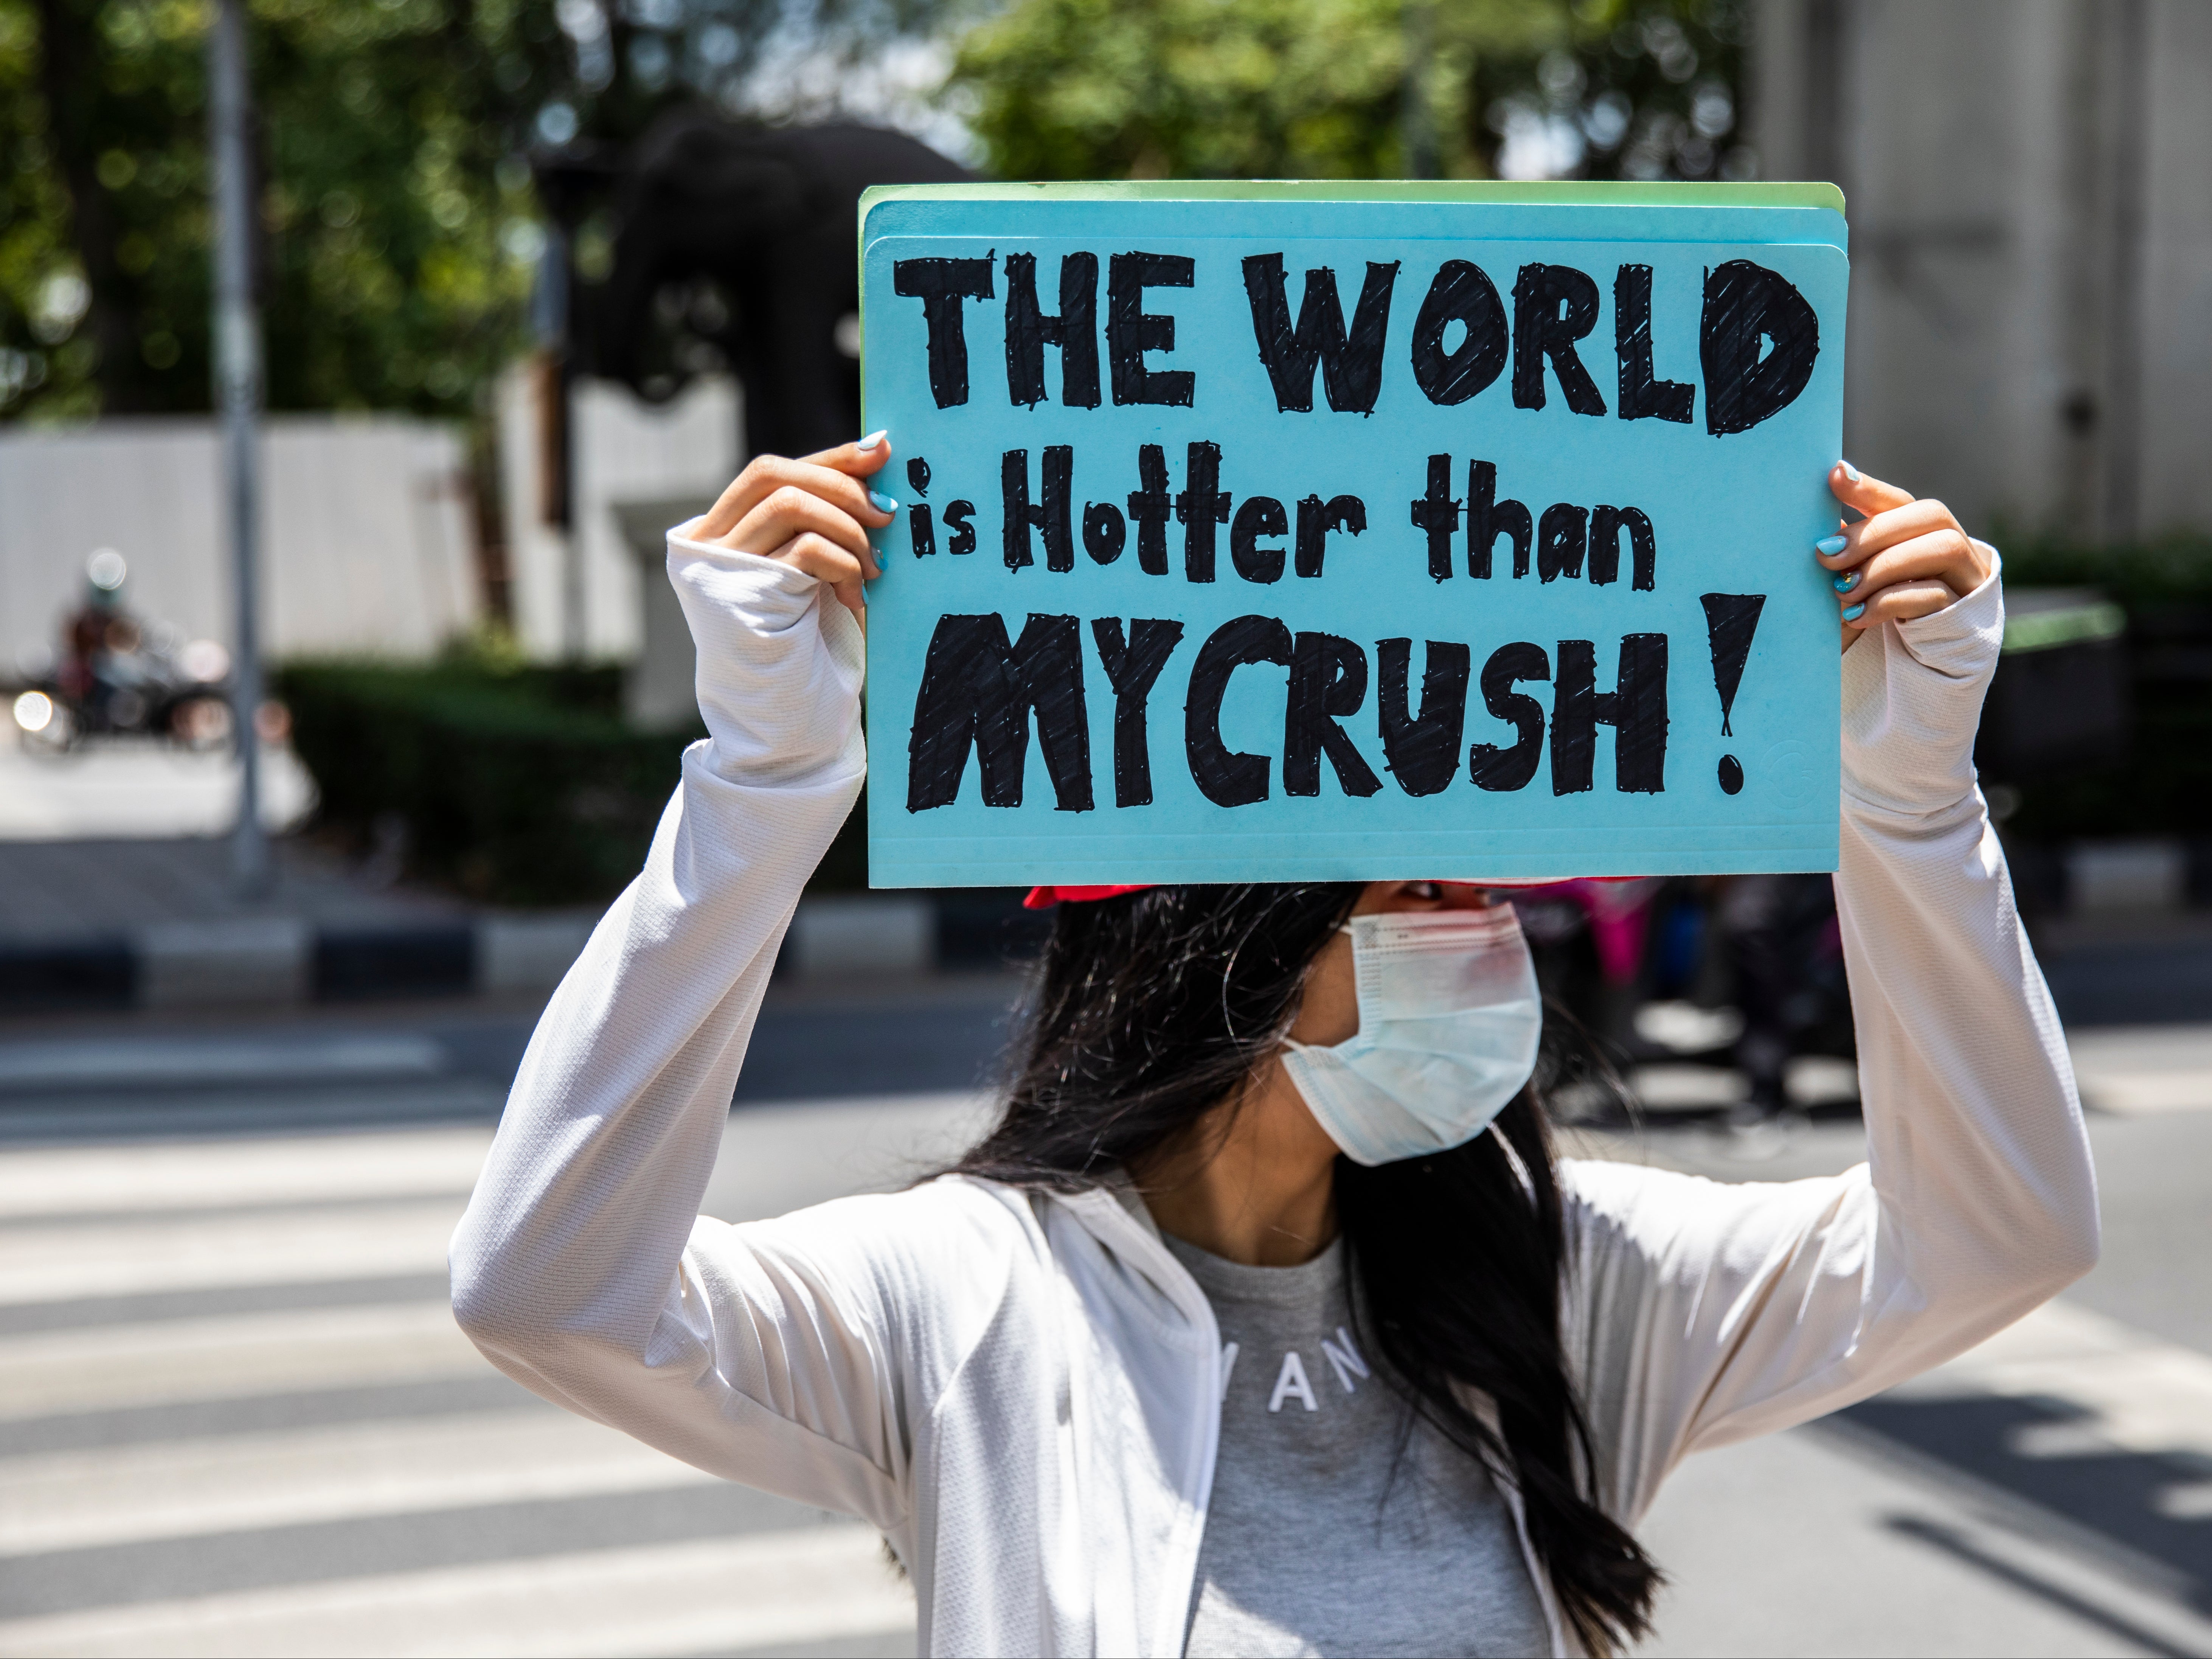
left=278, top=657, right=866, bottom=906
left=281, top=527, right=2212, bottom=906
left=1993, top=533, right=2212, bottom=847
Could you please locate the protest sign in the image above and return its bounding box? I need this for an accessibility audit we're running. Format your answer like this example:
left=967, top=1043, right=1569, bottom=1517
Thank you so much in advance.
left=858, top=182, right=1847, bottom=887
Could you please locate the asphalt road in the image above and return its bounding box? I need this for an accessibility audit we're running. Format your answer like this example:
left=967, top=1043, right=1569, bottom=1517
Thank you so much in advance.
left=1, top=989, right=2207, bottom=1657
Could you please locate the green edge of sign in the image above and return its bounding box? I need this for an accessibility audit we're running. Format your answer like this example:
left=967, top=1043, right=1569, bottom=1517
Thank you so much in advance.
left=860, top=177, right=1847, bottom=229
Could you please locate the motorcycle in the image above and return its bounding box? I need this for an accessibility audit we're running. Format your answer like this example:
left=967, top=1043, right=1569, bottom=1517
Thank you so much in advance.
left=10, top=551, right=237, bottom=755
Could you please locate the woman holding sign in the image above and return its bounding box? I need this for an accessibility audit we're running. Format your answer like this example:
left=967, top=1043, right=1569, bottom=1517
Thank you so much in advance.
left=453, top=438, right=2095, bottom=1657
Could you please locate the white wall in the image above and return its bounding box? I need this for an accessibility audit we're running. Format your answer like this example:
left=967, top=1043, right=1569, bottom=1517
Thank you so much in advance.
left=497, top=364, right=740, bottom=662
left=0, top=414, right=479, bottom=670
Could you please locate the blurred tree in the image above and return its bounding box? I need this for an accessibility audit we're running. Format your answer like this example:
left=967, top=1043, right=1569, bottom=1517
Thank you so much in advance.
left=3, top=0, right=557, bottom=421
left=0, top=0, right=1745, bottom=422
left=949, top=0, right=1559, bottom=180
left=945, top=0, right=1749, bottom=185
left=1477, top=0, right=1751, bottom=183
left=0, top=0, right=957, bottom=423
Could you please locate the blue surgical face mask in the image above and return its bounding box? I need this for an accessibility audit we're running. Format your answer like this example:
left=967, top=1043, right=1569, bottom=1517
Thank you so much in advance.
left=1281, top=906, right=1544, bottom=1167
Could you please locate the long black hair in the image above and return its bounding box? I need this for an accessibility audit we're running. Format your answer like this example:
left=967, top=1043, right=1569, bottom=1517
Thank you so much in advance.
left=949, top=883, right=1662, bottom=1654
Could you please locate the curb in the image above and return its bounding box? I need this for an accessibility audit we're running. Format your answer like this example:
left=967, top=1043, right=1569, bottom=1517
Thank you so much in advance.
left=6, top=893, right=1043, bottom=1012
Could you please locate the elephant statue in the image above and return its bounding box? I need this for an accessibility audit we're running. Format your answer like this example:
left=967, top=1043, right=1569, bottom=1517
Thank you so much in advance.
left=590, top=111, right=975, bottom=460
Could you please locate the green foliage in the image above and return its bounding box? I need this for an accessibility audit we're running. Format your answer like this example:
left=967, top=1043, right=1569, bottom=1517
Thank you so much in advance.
left=945, top=0, right=1749, bottom=184
left=1474, top=0, right=1751, bottom=182
left=1, top=0, right=1750, bottom=427
left=949, top=0, right=1556, bottom=180
left=0, top=0, right=566, bottom=422
left=278, top=655, right=701, bottom=906
left=1984, top=532, right=2212, bottom=847
left=0, top=0, right=960, bottom=424
left=1997, top=529, right=2212, bottom=610
left=279, top=649, right=872, bottom=902
left=0, top=0, right=1747, bottom=424
left=2004, top=690, right=2212, bottom=848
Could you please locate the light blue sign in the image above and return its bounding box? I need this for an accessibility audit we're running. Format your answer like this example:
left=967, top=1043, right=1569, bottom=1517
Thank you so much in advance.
left=860, top=184, right=1846, bottom=888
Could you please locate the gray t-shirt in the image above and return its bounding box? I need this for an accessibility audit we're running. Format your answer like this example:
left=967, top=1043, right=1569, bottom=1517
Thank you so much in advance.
left=1166, top=1233, right=1551, bottom=1659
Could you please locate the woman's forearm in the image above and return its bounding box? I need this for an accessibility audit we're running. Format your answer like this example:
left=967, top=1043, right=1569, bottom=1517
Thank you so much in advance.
left=449, top=532, right=865, bottom=1403
left=1836, top=564, right=2099, bottom=1344
left=1563, top=561, right=2099, bottom=1510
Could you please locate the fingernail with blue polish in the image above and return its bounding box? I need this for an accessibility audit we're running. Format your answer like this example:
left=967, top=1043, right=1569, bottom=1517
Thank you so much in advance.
left=1842, top=601, right=1866, bottom=622
left=869, top=490, right=899, bottom=513
left=1833, top=571, right=1858, bottom=593
left=1816, top=535, right=1849, bottom=556
left=858, top=430, right=887, bottom=451
left=1841, top=459, right=1861, bottom=481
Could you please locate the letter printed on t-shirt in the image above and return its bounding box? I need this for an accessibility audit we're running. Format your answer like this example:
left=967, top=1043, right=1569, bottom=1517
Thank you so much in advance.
left=1268, top=1350, right=1319, bottom=1413
left=1321, top=1327, right=1370, bottom=1394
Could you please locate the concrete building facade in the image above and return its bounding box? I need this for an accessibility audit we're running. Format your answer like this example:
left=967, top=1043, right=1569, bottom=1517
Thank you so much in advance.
left=1753, top=0, right=2212, bottom=545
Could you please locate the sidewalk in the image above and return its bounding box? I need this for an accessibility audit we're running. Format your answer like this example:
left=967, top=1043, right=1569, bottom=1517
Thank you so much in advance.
left=0, top=834, right=1055, bottom=1015
left=0, top=734, right=1051, bottom=1011
left=0, top=738, right=314, bottom=842
left=12, top=826, right=2212, bottom=1030
left=7, top=742, right=2211, bottom=1029
left=0, top=835, right=598, bottom=1011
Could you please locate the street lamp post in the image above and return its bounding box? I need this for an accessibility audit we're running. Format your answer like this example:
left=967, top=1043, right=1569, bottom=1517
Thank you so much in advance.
left=206, top=0, right=270, bottom=895
left=1401, top=0, right=1437, bottom=180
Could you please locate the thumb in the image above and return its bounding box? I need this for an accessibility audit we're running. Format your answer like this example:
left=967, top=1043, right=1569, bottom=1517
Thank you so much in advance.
left=801, top=433, right=894, bottom=479
left=1830, top=460, right=1914, bottom=522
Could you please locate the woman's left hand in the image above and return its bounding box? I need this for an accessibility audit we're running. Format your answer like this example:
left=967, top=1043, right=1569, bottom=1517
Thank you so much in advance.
left=1815, top=464, right=1994, bottom=653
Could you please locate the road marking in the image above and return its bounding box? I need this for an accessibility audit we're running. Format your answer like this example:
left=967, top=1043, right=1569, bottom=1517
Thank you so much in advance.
left=1895, top=1297, right=2212, bottom=1463
left=2076, top=1072, right=2212, bottom=1114
left=2068, top=1024, right=2212, bottom=1114
left=0, top=1199, right=462, bottom=1304
left=0, top=1125, right=491, bottom=1218
left=1628, top=1063, right=1748, bottom=1110
left=0, top=1408, right=717, bottom=1555
left=1629, top=1020, right=2212, bottom=1120
left=0, top=1301, right=481, bottom=1421
left=1626, top=1057, right=1860, bottom=1114
left=0, top=1035, right=446, bottom=1093
left=0, top=1524, right=915, bottom=1657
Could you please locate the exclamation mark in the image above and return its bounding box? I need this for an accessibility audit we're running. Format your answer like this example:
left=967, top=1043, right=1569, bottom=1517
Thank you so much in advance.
left=1699, top=593, right=1766, bottom=796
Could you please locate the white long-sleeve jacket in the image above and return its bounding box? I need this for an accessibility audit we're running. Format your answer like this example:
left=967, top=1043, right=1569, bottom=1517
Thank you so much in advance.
left=450, top=520, right=2099, bottom=1658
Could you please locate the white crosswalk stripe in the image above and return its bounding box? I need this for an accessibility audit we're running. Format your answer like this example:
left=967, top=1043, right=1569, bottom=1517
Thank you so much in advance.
left=8, top=1086, right=2203, bottom=1656
left=2066, top=1026, right=2212, bottom=1115
left=0, top=1408, right=723, bottom=1556
left=0, top=1117, right=919, bottom=1659
left=0, top=1200, right=463, bottom=1304
left=1893, top=1297, right=2212, bottom=1467
left=0, top=1523, right=912, bottom=1658
left=0, top=1299, right=481, bottom=1420
left=0, top=1124, right=490, bottom=1217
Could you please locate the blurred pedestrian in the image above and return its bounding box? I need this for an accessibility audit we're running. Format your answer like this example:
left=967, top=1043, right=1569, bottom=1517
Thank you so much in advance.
left=1712, top=870, right=1847, bottom=1126
left=453, top=450, right=2096, bottom=1656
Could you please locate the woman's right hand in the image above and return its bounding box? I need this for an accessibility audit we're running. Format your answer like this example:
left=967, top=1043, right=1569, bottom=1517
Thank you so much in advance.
left=693, top=434, right=897, bottom=618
